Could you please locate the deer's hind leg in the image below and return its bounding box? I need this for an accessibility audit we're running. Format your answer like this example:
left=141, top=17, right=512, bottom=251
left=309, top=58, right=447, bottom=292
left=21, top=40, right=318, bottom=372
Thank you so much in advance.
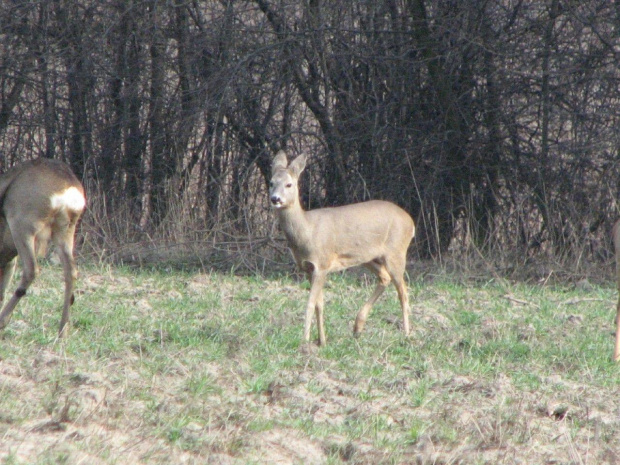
left=0, top=221, right=39, bottom=330
left=0, top=257, right=17, bottom=328
left=0, top=218, right=17, bottom=311
left=386, top=255, right=410, bottom=336
left=354, top=260, right=391, bottom=336
left=0, top=257, right=17, bottom=303
left=615, top=273, right=620, bottom=362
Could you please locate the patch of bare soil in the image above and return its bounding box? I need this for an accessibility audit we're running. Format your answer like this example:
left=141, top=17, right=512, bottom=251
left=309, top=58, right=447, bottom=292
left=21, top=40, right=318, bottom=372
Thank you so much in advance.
left=250, top=429, right=326, bottom=464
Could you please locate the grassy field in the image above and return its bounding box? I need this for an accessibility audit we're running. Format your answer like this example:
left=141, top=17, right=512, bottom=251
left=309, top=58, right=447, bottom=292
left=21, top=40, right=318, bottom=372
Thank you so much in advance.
left=1, top=261, right=619, bottom=464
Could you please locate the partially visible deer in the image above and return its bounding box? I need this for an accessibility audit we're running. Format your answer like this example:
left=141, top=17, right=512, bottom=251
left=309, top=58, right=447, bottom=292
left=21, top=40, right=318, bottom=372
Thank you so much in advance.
left=0, top=159, right=85, bottom=337
left=270, top=151, right=415, bottom=346
left=613, top=220, right=620, bottom=361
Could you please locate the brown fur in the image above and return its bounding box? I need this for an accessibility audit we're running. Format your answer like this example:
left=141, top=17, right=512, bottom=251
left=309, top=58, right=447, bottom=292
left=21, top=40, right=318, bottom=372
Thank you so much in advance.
left=270, top=151, right=415, bottom=346
left=0, top=158, right=85, bottom=337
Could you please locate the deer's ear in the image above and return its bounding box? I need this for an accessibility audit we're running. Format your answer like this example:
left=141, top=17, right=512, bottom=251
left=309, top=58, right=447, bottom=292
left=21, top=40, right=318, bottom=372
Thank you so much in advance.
left=288, top=154, right=307, bottom=178
left=272, top=151, right=288, bottom=172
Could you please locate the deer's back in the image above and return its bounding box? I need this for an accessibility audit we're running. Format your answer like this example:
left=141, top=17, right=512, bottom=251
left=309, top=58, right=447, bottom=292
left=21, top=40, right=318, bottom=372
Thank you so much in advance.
left=301, top=200, right=414, bottom=270
left=306, top=200, right=413, bottom=236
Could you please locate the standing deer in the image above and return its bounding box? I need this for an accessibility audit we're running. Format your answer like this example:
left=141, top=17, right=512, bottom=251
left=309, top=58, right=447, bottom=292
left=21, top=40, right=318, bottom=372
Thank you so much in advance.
left=270, top=151, right=415, bottom=346
left=613, top=220, right=620, bottom=361
left=0, top=158, right=85, bottom=337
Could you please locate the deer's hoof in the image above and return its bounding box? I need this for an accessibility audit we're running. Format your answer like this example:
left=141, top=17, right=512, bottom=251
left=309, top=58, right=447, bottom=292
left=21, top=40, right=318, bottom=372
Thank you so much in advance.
left=353, top=322, right=365, bottom=337
left=299, top=342, right=319, bottom=355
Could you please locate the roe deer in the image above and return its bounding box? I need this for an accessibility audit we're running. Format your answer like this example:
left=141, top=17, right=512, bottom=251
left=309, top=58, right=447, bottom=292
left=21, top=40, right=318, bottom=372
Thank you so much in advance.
left=0, top=158, right=85, bottom=337
left=270, top=151, right=415, bottom=346
left=613, top=220, right=620, bottom=361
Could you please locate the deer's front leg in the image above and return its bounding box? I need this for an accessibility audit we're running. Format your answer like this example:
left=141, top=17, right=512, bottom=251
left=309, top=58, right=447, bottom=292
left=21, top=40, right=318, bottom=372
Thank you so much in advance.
left=315, top=287, right=326, bottom=346
left=304, top=269, right=326, bottom=344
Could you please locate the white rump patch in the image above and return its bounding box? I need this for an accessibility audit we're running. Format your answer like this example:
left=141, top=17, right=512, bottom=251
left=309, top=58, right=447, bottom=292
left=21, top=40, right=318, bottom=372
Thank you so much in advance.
left=50, top=187, right=86, bottom=212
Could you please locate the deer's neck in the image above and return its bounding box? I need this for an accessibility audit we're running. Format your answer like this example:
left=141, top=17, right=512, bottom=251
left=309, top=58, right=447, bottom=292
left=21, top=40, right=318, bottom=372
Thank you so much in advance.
left=277, top=200, right=313, bottom=251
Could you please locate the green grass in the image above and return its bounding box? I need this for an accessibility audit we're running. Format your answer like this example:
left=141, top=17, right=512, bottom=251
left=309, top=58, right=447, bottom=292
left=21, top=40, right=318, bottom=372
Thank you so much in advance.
left=0, top=263, right=619, bottom=463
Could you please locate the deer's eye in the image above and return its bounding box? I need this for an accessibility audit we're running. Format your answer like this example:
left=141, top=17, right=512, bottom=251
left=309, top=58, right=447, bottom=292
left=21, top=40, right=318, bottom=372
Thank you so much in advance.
left=286, top=183, right=292, bottom=188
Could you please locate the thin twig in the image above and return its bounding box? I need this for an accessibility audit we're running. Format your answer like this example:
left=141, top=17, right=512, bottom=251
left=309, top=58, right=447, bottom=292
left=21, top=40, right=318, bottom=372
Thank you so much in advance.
left=503, top=294, right=540, bottom=309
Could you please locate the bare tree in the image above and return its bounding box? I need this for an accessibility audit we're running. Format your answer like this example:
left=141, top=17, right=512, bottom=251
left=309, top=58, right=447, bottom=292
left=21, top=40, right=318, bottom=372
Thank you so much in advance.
left=0, top=0, right=618, bottom=264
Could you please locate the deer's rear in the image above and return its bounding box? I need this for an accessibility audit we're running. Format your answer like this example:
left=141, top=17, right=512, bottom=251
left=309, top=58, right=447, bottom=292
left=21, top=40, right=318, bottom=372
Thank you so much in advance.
left=0, top=159, right=85, bottom=337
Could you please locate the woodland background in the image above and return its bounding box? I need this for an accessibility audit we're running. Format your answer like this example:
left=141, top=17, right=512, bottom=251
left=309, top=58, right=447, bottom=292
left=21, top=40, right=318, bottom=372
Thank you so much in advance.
left=1, top=0, right=619, bottom=268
